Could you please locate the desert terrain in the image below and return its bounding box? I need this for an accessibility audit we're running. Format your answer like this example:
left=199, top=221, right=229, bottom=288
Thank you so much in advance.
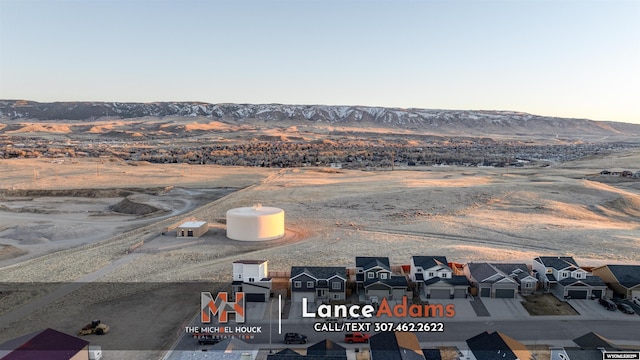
left=1, top=146, right=639, bottom=358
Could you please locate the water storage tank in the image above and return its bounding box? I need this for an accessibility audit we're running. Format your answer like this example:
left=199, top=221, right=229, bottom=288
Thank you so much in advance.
left=226, top=205, right=285, bottom=241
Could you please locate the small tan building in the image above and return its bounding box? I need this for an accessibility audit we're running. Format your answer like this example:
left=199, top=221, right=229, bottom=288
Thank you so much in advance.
left=176, top=221, right=208, bottom=238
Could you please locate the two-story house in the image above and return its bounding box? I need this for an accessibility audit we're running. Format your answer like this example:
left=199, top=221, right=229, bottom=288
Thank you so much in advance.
left=411, top=256, right=469, bottom=299
left=355, top=256, right=408, bottom=301
left=232, top=260, right=272, bottom=302
left=290, top=266, right=347, bottom=303
left=533, top=256, right=606, bottom=300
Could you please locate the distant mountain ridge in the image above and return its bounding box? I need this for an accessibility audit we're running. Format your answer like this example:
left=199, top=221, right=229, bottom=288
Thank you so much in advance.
left=1, top=100, right=639, bottom=137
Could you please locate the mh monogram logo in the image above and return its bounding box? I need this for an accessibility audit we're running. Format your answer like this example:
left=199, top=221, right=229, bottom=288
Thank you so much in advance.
left=201, top=292, right=245, bottom=323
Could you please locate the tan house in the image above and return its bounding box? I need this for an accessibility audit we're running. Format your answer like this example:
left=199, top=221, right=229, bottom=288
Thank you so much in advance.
left=176, top=220, right=208, bottom=238
left=592, top=264, right=640, bottom=300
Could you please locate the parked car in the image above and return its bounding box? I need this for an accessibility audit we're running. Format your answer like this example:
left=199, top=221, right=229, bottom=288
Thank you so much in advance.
left=598, top=298, right=616, bottom=311
left=284, top=333, right=307, bottom=344
left=344, top=332, right=370, bottom=344
left=617, top=303, right=635, bottom=314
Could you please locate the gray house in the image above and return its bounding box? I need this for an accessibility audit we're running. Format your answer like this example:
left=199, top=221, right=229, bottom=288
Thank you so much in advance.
left=533, top=256, right=606, bottom=300
left=290, top=266, right=347, bottom=303
left=465, top=263, right=538, bottom=298
left=492, top=263, right=538, bottom=295
left=355, top=257, right=408, bottom=301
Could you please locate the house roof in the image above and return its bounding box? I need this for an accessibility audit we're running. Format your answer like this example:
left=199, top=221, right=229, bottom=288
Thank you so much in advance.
left=412, top=256, right=449, bottom=270
left=535, top=256, right=579, bottom=270
left=466, top=331, right=531, bottom=360
left=572, top=332, right=618, bottom=351
left=467, top=263, right=528, bottom=285
left=356, top=256, right=391, bottom=271
left=467, top=263, right=501, bottom=283
left=546, top=273, right=557, bottom=282
left=491, top=263, right=529, bottom=276
left=606, top=265, right=640, bottom=288
left=370, top=331, right=426, bottom=360
left=421, top=349, right=442, bottom=360
left=306, top=339, right=346, bottom=358
left=423, top=275, right=470, bottom=287
left=233, top=259, right=267, bottom=264
left=563, top=348, right=606, bottom=360
left=365, top=276, right=408, bottom=288
left=559, top=276, right=606, bottom=287
left=0, top=328, right=89, bottom=360
left=291, top=266, right=347, bottom=281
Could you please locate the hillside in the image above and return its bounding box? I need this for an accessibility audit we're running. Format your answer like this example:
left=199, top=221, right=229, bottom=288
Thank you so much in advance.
left=2, top=100, right=639, bottom=138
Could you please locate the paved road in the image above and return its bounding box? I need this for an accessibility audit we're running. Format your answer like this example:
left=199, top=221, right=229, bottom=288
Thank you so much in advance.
left=164, top=315, right=640, bottom=358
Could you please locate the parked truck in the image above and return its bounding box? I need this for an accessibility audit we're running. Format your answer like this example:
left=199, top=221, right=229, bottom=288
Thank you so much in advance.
left=344, top=332, right=370, bottom=343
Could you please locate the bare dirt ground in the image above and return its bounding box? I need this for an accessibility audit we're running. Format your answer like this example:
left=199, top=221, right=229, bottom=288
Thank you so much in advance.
left=0, top=149, right=639, bottom=358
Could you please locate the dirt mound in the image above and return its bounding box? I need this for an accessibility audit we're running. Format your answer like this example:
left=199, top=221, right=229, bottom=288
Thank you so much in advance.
left=600, top=195, right=640, bottom=218
left=109, top=197, right=163, bottom=216
left=0, top=245, right=27, bottom=261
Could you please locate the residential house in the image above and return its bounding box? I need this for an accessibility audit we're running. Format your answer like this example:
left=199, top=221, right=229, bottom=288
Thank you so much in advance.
left=267, top=340, right=346, bottom=360
left=532, top=256, right=606, bottom=300
left=290, top=266, right=347, bottom=303
left=0, top=328, right=90, bottom=360
left=370, top=331, right=426, bottom=360
left=591, top=264, right=640, bottom=300
left=355, top=257, right=409, bottom=301
left=411, top=256, right=469, bottom=299
left=176, top=338, right=258, bottom=360
left=460, top=331, right=532, bottom=360
left=306, top=339, right=347, bottom=360
left=491, top=264, right=538, bottom=294
left=232, top=260, right=272, bottom=302
left=464, top=263, right=524, bottom=299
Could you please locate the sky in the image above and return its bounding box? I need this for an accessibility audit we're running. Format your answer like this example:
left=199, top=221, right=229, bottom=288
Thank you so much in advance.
left=1, top=0, right=639, bottom=124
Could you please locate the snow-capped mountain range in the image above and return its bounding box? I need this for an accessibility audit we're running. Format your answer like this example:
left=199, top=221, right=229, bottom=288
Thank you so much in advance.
left=1, top=100, right=638, bottom=137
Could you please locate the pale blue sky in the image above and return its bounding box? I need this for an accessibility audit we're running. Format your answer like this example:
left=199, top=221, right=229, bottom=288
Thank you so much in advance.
left=1, top=0, right=639, bottom=123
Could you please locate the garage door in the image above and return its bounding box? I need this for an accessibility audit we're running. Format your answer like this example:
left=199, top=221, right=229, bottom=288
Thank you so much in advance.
left=367, top=289, right=390, bottom=300
left=495, top=289, right=515, bottom=298
left=429, top=289, right=451, bottom=299
left=454, top=288, right=467, bottom=299
left=568, top=290, right=588, bottom=299
left=591, top=290, right=603, bottom=299
left=245, top=293, right=266, bottom=302
left=292, top=292, right=314, bottom=303
left=480, top=288, right=491, bottom=297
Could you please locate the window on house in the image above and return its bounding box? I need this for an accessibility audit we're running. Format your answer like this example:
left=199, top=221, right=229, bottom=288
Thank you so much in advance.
left=441, top=273, right=448, bottom=278
left=248, top=277, right=255, bottom=282
left=294, top=281, right=301, bottom=288
left=525, top=283, right=532, bottom=288
left=380, top=273, right=388, bottom=279
left=561, top=272, right=568, bottom=278
left=428, top=272, right=434, bottom=277
left=307, top=281, right=314, bottom=288
left=358, top=269, right=363, bottom=273
left=238, top=274, right=242, bottom=279
left=332, top=282, right=341, bottom=290
left=367, top=272, right=374, bottom=279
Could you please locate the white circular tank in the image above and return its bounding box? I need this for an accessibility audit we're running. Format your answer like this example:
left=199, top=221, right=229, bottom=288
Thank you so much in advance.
left=226, top=205, right=285, bottom=241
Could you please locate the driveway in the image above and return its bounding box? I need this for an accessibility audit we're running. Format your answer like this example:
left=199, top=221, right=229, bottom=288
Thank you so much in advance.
left=481, top=298, right=530, bottom=320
